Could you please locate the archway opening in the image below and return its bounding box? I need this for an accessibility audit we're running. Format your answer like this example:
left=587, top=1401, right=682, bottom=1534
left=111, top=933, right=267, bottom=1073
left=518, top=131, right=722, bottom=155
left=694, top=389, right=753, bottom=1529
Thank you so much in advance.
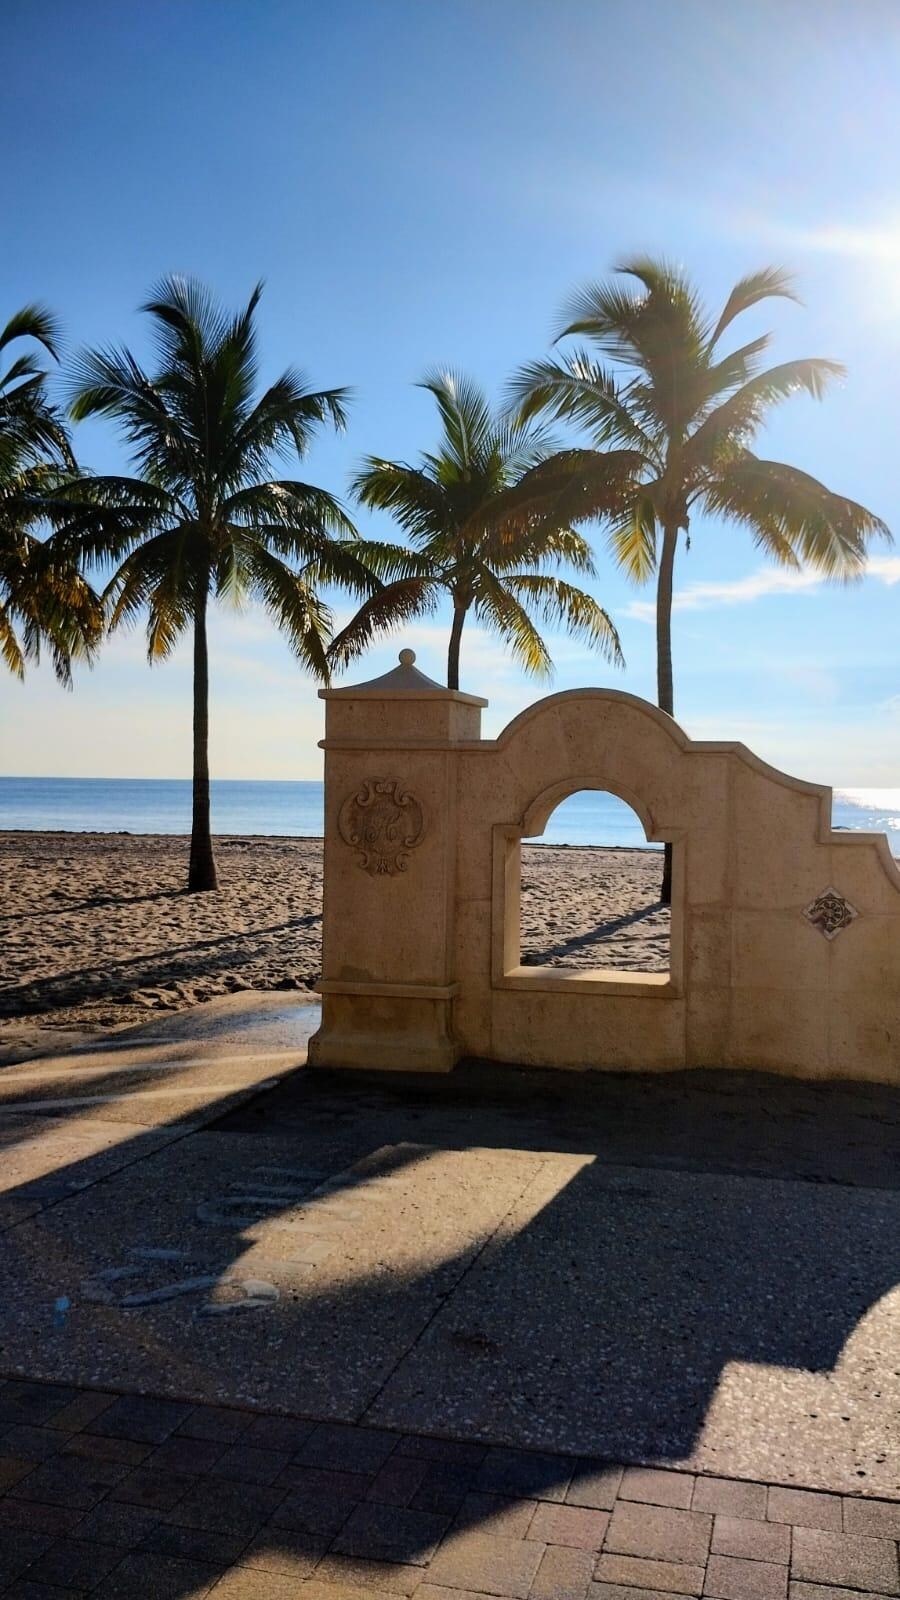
left=520, top=790, right=670, bottom=974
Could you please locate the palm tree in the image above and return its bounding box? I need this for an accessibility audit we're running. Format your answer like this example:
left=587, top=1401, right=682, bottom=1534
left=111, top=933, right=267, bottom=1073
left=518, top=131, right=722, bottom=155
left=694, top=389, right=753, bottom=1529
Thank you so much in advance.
left=509, top=260, right=890, bottom=898
left=64, top=276, right=402, bottom=893
left=333, top=370, right=623, bottom=689
left=0, top=306, right=100, bottom=682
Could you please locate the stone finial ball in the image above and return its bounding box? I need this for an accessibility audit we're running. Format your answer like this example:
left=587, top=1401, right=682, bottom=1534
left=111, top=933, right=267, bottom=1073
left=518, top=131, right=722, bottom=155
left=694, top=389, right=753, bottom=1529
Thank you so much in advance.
left=399, top=649, right=416, bottom=666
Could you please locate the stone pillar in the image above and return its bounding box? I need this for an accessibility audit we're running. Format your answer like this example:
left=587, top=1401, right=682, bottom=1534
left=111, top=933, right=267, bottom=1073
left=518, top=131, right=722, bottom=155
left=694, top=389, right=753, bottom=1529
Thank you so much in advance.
left=308, top=649, right=486, bottom=1073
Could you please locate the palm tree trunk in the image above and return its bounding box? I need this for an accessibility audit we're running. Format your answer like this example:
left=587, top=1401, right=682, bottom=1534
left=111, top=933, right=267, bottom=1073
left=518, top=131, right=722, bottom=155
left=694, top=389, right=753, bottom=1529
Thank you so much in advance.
left=447, top=601, right=466, bottom=690
left=187, top=581, right=218, bottom=893
left=656, top=523, right=677, bottom=717
left=656, top=522, right=678, bottom=906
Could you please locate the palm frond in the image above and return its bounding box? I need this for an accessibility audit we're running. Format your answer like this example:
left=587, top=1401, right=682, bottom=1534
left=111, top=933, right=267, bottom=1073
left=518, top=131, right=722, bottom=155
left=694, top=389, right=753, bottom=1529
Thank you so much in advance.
left=506, top=351, right=659, bottom=458
left=1, top=353, right=48, bottom=393
left=694, top=334, right=773, bottom=411
left=67, top=345, right=199, bottom=493
left=418, top=369, right=494, bottom=472
left=223, top=480, right=356, bottom=543
left=472, top=567, right=554, bottom=678
left=685, top=359, right=846, bottom=481
left=606, top=495, right=658, bottom=583
left=702, top=454, right=891, bottom=575
left=352, top=458, right=448, bottom=541
left=501, top=572, right=624, bottom=665
left=0, top=328, right=97, bottom=681
left=143, top=547, right=195, bottom=659
left=478, top=448, right=646, bottom=537
left=103, top=526, right=195, bottom=638
left=616, top=256, right=709, bottom=331
left=295, top=539, right=385, bottom=600
left=563, top=257, right=706, bottom=360
left=490, top=414, right=561, bottom=479
left=1, top=528, right=102, bottom=684
left=68, top=345, right=158, bottom=422
left=239, top=539, right=333, bottom=680
left=561, top=261, right=710, bottom=433
left=709, top=268, right=799, bottom=347
left=335, top=538, right=437, bottom=582
left=0, top=305, right=61, bottom=361
left=0, top=602, right=26, bottom=679
left=490, top=524, right=598, bottom=577
left=557, top=278, right=647, bottom=359
left=226, top=375, right=350, bottom=481
left=327, top=576, right=439, bottom=669
left=142, top=274, right=241, bottom=370
left=41, top=476, right=179, bottom=568
left=0, top=392, right=75, bottom=471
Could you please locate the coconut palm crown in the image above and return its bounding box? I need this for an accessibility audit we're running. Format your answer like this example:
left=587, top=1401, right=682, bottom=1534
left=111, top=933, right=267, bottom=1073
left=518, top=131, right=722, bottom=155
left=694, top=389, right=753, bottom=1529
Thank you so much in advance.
left=63, top=276, right=406, bottom=892
left=0, top=305, right=101, bottom=682
left=334, top=370, right=624, bottom=689
left=510, top=260, right=890, bottom=717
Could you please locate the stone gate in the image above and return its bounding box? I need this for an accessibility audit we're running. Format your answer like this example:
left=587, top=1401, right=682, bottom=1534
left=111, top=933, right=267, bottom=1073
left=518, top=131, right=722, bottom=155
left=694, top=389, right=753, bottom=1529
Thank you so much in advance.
left=309, top=651, right=900, bottom=1083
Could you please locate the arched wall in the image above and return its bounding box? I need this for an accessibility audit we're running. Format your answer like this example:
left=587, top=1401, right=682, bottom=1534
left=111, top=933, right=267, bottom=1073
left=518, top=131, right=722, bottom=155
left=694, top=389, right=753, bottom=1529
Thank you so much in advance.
left=311, top=674, right=900, bottom=1084
left=521, top=776, right=658, bottom=843
left=491, top=770, right=681, bottom=997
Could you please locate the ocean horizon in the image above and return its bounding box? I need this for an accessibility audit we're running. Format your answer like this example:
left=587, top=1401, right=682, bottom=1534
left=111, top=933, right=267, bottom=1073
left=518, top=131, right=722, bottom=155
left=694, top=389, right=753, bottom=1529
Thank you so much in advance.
left=1, top=775, right=899, bottom=854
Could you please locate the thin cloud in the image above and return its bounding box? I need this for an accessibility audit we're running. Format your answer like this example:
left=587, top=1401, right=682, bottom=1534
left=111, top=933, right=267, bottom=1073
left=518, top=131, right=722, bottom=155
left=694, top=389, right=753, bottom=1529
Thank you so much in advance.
left=625, top=557, right=900, bottom=622
left=869, top=556, right=900, bottom=584
left=727, top=204, right=900, bottom=264
left=796, top=222, right=900, bottom=261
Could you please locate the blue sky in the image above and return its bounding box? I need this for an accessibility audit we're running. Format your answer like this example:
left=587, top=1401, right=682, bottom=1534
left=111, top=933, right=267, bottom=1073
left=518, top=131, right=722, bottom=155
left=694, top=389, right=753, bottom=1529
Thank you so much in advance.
left=3, top=0, right=899, bottom=784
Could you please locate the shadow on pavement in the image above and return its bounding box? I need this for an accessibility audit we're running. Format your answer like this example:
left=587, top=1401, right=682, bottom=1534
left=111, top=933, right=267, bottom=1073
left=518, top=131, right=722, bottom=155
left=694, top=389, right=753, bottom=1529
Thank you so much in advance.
left=1, top=1053, right=900, bottom=1586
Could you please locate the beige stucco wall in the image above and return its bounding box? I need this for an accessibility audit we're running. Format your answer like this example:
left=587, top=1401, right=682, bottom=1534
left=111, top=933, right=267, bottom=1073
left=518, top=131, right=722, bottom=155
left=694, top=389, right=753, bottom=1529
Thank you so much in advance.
left=309, top=659, right=900, bottom=1084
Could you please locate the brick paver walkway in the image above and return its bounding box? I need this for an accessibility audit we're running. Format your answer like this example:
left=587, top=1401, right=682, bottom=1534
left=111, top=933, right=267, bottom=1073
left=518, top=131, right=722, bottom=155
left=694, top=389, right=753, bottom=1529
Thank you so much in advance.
left=1, top=1377, right=898, bottom=1598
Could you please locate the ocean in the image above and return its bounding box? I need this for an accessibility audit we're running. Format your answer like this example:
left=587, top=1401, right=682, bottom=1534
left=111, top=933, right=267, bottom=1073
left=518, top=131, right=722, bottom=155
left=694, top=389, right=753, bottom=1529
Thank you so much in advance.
left=1, top=776, right=899, bottom=853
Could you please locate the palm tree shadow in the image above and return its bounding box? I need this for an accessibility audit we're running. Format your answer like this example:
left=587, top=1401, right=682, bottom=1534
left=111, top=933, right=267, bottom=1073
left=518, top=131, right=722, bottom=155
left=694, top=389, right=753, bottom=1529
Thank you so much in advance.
left=523, top=899, right=665, bottom=964
left=0, top=914, right=321, bottom=1019
left=3, top=887, right=183, bottom=925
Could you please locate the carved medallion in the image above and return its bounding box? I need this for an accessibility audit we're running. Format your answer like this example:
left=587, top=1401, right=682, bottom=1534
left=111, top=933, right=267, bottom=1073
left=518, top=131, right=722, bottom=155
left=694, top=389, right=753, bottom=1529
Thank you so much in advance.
left=803, top=887, right=859, bottom=939
left=338, top=778, right=425, bottom=876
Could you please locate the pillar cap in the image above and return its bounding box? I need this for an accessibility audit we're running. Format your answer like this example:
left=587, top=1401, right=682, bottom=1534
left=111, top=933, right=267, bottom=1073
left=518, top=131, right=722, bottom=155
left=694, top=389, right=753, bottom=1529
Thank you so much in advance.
left=320, top=648, right=488, bottom=705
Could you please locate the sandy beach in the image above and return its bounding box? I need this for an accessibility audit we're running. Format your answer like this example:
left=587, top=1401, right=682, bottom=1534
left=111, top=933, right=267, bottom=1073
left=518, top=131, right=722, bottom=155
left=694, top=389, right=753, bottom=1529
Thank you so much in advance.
left=0, top=832, right=669, bottom=1041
